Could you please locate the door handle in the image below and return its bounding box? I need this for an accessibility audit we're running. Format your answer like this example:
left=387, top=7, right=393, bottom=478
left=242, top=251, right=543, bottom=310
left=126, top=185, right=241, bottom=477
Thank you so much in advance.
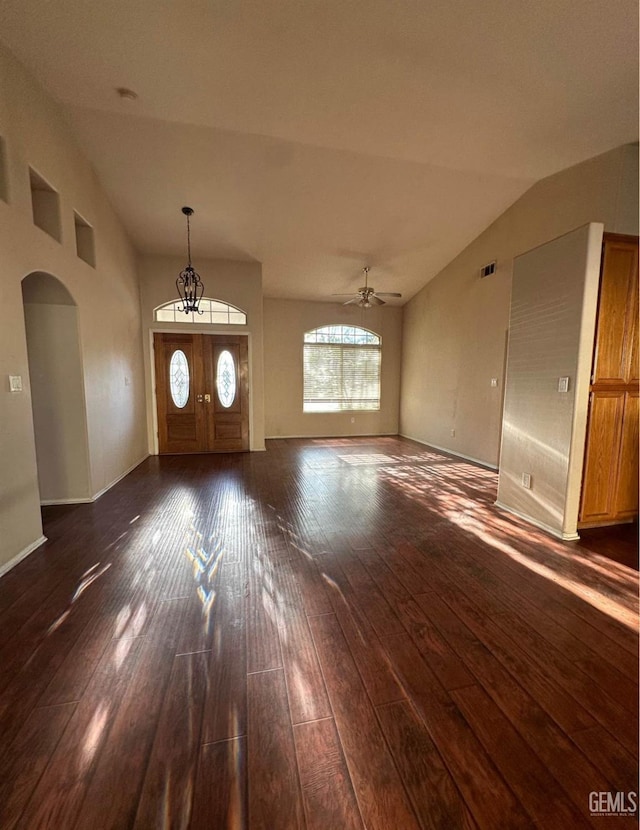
left=197, top=394, right=203, bottom=403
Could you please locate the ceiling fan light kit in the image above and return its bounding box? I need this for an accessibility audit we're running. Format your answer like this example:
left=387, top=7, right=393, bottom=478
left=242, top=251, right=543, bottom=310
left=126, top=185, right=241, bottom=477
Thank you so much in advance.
left=332, top=266, right=402, bottom=308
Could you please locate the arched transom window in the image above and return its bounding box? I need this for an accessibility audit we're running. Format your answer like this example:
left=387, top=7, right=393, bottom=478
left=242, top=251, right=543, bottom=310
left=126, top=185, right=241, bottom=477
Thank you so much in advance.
left=303, top=325, right=381, bottom=412
left=154, top=298, right=247, bottom=325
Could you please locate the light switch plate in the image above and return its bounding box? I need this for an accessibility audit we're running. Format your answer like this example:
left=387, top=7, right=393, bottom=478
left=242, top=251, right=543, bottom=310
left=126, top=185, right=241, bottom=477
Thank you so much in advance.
left=9, top=375, right=22, bottom=392
left=558, top=376, right=570, bottom=393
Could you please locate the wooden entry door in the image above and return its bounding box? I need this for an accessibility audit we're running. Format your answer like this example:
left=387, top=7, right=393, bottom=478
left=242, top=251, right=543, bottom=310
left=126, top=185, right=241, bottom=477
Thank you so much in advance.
left=154, top=333, right=249, bottom=453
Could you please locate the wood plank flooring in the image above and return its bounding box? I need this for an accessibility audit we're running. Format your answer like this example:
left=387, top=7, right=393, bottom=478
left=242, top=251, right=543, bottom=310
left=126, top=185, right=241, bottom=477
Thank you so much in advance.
left=0, top=437, right=638, bottom=828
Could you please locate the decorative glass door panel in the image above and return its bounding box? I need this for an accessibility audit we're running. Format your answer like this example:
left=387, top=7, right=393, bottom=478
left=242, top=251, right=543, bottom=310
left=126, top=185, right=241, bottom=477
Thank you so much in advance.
left=204, top=336, right=249, bottom=451
left=216, top=350, right=236, bottom=408
left=169, top=349, right=190, bottom=408
left=154, top=333, right=249, bottom=453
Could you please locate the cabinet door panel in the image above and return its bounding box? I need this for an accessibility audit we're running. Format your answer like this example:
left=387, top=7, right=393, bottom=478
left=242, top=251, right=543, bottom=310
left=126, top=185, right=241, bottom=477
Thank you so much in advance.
left=580, top=391, right=625, bottom=522
left=592, top=240, right=638, bottom=385
left=625, top=272, right=638, bottom=385
left=614, top=391, right=639, bottom=519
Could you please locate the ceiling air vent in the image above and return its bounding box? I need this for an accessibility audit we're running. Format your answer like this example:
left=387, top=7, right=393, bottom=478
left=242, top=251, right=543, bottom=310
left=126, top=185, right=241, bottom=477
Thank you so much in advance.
left=480, top=261, right=496, bottom=278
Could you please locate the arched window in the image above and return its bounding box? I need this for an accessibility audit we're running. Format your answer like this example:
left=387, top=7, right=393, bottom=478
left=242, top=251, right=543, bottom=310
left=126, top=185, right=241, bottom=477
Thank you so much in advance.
left=303, top=325, right=381, bottom=412
left=154, top=298, right=247, bottom=325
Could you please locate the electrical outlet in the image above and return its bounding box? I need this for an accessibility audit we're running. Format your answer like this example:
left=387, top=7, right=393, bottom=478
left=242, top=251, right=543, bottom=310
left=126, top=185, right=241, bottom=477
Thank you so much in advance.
left=451, top=428, right=456, bottom=437
left=350, top=417, right=355, bottom=424
left=521, top=472, right=532, bottom=489
left=490, top=377, right=498, bottom=388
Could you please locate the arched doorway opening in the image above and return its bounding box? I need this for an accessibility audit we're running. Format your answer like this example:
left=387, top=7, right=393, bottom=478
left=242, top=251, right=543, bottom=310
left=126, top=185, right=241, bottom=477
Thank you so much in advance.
left=21, top=272, right=90, bottom=503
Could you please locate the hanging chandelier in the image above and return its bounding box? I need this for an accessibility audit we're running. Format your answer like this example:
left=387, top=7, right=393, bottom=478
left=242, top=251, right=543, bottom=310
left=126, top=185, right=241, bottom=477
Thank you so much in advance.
left=176, top=206, right=204, bottom=314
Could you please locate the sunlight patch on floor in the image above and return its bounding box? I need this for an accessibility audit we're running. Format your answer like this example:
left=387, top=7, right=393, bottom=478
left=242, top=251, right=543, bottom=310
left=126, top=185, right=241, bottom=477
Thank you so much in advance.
left=379, top=458, right=639, bottom=630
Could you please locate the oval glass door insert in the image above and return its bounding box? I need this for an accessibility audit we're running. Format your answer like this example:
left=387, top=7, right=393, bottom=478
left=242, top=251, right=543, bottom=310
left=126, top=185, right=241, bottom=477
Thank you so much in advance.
left=169, top=349, right=190, bottom=408
left=216, top=350, right=236, bottom=408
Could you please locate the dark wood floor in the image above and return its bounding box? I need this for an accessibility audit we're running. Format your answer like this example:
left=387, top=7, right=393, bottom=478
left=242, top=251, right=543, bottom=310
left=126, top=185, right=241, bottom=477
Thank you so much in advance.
left=0, top=437, right=638, bottom=829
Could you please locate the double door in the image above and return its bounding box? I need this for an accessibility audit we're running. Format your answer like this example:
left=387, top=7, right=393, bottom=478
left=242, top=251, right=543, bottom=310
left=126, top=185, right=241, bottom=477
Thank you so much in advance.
left=154, top=333, right=249, bottom=453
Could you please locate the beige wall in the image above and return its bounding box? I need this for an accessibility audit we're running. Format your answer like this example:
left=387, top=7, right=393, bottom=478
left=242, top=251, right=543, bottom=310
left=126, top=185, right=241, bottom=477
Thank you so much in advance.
left=496, top=224, right=604, bottom=539
left=0, top=44, right=147, bottom=573
left=400, top=144, right=639, bottom=469
left=138, top=255, right=265, bottom=451
left=264, top=299, right=402, bottom=438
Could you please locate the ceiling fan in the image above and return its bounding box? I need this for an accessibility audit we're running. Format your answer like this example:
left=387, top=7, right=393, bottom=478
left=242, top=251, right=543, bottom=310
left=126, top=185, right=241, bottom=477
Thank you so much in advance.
left=332, top=266, right=402, bottom=308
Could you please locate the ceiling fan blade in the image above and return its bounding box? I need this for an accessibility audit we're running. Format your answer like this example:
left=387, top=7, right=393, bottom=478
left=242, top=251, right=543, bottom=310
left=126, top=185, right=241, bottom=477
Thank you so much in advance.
left=343, top=297, right=361, bottom=305
left=373, top=292, right=402, bottom=298
left=369, top=295, right=385, bottom=305
left=332, top=293, right=359, bottom=296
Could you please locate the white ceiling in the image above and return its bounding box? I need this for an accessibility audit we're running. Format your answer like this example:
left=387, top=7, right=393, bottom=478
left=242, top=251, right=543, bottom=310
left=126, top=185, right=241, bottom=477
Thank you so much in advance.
left=1, top=0, right=637, bottom=302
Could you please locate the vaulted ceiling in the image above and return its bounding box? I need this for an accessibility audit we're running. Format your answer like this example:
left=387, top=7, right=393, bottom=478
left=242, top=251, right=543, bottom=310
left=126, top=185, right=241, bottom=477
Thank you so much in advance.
left=1, top=0, right=637, bottom=302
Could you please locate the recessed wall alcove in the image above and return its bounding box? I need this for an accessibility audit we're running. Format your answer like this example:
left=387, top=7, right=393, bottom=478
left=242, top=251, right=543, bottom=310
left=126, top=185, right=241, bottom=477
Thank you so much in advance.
left=74, top=210, right=96, bottom=267
left=29, top=167, right=62, bottom=242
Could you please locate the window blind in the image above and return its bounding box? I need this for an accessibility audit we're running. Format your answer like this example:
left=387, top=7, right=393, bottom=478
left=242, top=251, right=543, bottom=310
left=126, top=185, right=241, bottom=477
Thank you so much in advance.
left=303, top=342, right=381, bottom=412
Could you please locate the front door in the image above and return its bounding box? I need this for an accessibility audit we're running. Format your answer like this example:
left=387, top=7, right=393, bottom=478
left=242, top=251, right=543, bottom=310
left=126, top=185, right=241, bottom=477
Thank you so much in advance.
left=154, top=332, right=249, bottom=453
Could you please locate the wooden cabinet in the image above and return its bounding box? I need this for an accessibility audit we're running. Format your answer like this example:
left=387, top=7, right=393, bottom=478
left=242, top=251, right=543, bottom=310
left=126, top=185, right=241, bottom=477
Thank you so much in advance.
left=579, top=234, right=639, bottom=526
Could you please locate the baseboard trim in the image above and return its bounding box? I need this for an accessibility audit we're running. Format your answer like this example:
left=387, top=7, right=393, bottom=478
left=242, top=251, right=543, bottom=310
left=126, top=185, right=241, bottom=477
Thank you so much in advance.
left=0, top=535, right=47, bottom=578
left=494, top=501, right=579, bottom=541
left=399, top=433, right=498, bottom=471
left=40, top=497, right=93, bottom=506
left=91, top=454, right=149, bottom=502
left=265, top=432, right=398, bottom=440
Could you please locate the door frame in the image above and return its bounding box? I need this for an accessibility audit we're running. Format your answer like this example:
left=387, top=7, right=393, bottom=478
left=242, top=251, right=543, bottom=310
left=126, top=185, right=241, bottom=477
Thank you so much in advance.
left=149, top=327, right=255, bottom=455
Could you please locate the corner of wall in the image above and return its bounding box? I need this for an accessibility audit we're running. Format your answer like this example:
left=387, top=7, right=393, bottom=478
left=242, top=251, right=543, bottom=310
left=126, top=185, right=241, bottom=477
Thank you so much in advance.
left=562, top=222, right=605, bottom=537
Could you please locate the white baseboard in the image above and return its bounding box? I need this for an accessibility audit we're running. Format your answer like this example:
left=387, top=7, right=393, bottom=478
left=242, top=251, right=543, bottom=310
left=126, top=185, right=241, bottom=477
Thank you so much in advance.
left=40, top=497, right=93, bottom=506
left=90, top=454, right=149, bottom=502
left=0, top=535, right=47, bottom=579
left=265, top=432, right=398, bottom=440
left=494, top=501, right=579, bottom=541
left=399, top=433, right=498, bottom=471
